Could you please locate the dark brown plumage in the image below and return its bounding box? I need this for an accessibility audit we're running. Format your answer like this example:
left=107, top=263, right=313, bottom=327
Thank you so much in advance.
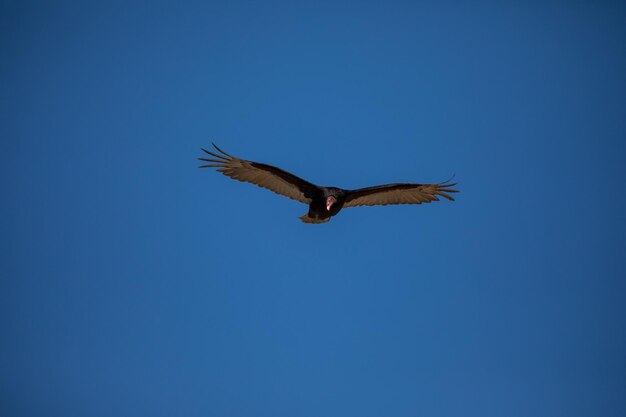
left=199, top=144, right=459, bottom=224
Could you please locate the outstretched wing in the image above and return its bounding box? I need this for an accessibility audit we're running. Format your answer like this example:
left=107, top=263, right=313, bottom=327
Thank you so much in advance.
left=198, top=143, right=318, bottom=204
left=343, top=181, right=459, bottom=208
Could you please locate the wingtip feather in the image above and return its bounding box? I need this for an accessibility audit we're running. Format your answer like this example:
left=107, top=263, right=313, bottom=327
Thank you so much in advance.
left=198, top=157, right=226, bottom=163
left=202, top=147, right=229, bottom=160
left=437, top=191, right=455, bottom=201
left=211, top=142, right=234, bottom=158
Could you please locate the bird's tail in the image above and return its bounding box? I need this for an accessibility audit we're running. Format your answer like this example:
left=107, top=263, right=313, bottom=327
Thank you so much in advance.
left=299, top=214, right=330, bottom=224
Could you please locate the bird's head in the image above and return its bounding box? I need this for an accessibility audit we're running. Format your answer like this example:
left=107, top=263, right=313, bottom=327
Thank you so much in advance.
left=326, top=195, right=337, bottom=211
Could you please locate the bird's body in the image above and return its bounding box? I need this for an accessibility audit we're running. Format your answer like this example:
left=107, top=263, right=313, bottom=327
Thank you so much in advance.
left=199, top=144, right=458, bottom=224
left=300, top=187, right=347, bottom=224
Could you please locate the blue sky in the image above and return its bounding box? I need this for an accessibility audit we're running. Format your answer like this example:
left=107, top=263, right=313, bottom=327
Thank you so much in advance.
left=2, top=1, right=625, bottom=416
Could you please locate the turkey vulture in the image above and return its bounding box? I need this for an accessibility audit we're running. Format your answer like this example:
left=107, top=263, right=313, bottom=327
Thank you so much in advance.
left=199, top=144, right=459, bottom=224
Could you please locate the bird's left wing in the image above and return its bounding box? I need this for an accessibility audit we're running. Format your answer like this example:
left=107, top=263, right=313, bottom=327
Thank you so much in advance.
left=199, top=144, right=317, bottom=204
left=343, top=181, right=459, bottom=208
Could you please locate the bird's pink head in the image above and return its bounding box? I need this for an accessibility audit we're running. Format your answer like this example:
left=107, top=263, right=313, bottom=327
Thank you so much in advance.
left=326, top=196, right=337, bottom=211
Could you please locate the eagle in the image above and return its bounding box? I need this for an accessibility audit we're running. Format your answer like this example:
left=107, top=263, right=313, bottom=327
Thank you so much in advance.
left=199, top=144, right=459, bottom=224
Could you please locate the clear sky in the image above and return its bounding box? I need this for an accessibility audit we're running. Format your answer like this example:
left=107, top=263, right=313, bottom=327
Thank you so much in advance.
left=2, top=1, right=625, bottom=416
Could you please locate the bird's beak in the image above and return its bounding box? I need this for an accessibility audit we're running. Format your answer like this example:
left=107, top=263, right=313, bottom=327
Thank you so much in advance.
left=326, top=196, right=337, bottom=211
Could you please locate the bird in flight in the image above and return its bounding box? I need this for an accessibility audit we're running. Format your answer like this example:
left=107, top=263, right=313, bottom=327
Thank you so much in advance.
left=199, top=144, right=459, bottom=224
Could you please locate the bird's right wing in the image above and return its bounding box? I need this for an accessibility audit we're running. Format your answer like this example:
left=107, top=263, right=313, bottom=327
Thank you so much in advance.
left=199, top=144, right=318, bottom=204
